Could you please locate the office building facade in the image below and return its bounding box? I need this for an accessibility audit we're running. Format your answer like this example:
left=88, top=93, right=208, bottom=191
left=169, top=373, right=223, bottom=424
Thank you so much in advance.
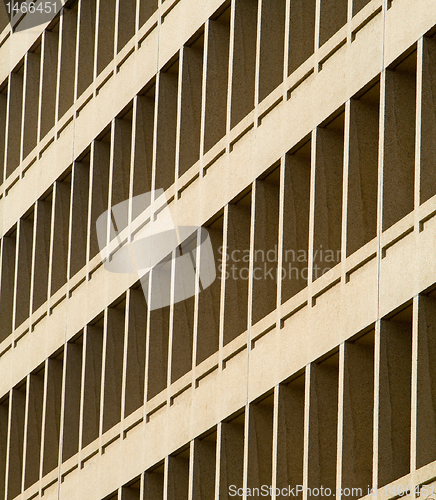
left=0, top=0, right=436, bottom=499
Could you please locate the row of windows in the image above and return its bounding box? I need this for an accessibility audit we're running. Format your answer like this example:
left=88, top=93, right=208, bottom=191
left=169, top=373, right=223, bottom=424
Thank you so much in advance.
left=0, top=0, right=157, bottom=185
left=2, top=37, right=436, bottom=347
left=0, top=0, right=376, bottom=187
left=4, top=291, right=436, bottom=500
left=104, top=291, right=436, bottom=500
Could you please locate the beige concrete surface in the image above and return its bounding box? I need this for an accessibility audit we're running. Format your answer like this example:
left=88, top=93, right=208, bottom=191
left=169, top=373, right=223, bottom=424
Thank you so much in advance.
left=1, top=0, right=436, bottom=499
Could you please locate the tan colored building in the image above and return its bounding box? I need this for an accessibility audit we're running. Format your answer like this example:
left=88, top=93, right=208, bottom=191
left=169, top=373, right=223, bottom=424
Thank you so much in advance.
left=1, top=0, right=436, bottom=499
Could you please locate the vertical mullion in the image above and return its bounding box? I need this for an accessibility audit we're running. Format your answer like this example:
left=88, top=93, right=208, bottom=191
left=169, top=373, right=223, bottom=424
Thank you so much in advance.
left=163, top=456, right=169, bottom=500
left=218, top=205, right=229, bottom=369
left=225, top=0, right=236, bottom=140
left=199, top=20, right=209, bottom=162
left=2, top=393, right=12, bottom=500
left=372, top=25, right=387, bottom=481
left=55, top=10, right=64, bottom=127
left=314, top=0, right=321, bottom=60
left=373, top=320, right=381, bottom=492
left=214, top=422, right=222, bottom=500
left=373, top=49, right=387, bottom=489
left=276, top=156, right=286, bottom=312
left=128, top=97, right=139, bottom=221
left=47, top=182, right=58, bottom=307
left=93, top=0, right=101, bottom=84
left=415, top=38, right=423, bottom=211
left=271, top=385, right=280, bottom=496
left=99, top=309, right=109, bottom=443
left=174, top=48, right=183, bottom=183
left=244, top=179, right=256, bottom=499
left=20, top=54, right=30, bottom=165
left=86, top=142, right=96, bottom=267
left=166, top=247, right=176, bottom=396
left=248, top=181, right=256, bottom=330
left=21, top=376, right=31, bottom=494
left=139, top=471, right=145, bottom=500
left=150, top=72, right=160, bottom=195
left=3, top=74, right=13, bottom=180
left=302, top=365, right=311, bottom=500
left=37, top=34, right=45, bottom=145
left=341, top=100, right=351, bottom=275
left=135, top=0, right=140, bottom=44
left=347, top=0, right=353, bottom=39
left=142, top=278, right=151, bottom=411
left=29, top=203, right=38, bottom=318
left=78, top=327, right=88, bottom=454
left=66, top=163, right=76, bottom=282
left=126, top=99, right=138, bottom=244
left=73, top=0, right=81, bottom=104
left=307, top=129, right=317, bottom=289
left=245, top=185, right=256, bottom=500
left=336, top=344, right=346, bottom=500
left=411, top=43, right=423, bottom=477
left=188, top=440, right=194, bottom=500
left=114, top=0, right=121, bottom=56
left=376, top=65, right=387, bottom=284
left=1, top=78, right=9, bottom=183
left=39, top=359, right=49, bottom=484
left=283, top=0, right=291, bottom=81
left=57, top=341, right=69, bottom=475
left=191, top=228, right=201, bottom=371
left=242, top=405, right=250, bottom=496
left=410, top=295, right=419, bottom=474
left=108, top=119, right=116, bottom=220
left=120, top=289, right=131, bottom=423
left=254, top=0, right=261, bottom=107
